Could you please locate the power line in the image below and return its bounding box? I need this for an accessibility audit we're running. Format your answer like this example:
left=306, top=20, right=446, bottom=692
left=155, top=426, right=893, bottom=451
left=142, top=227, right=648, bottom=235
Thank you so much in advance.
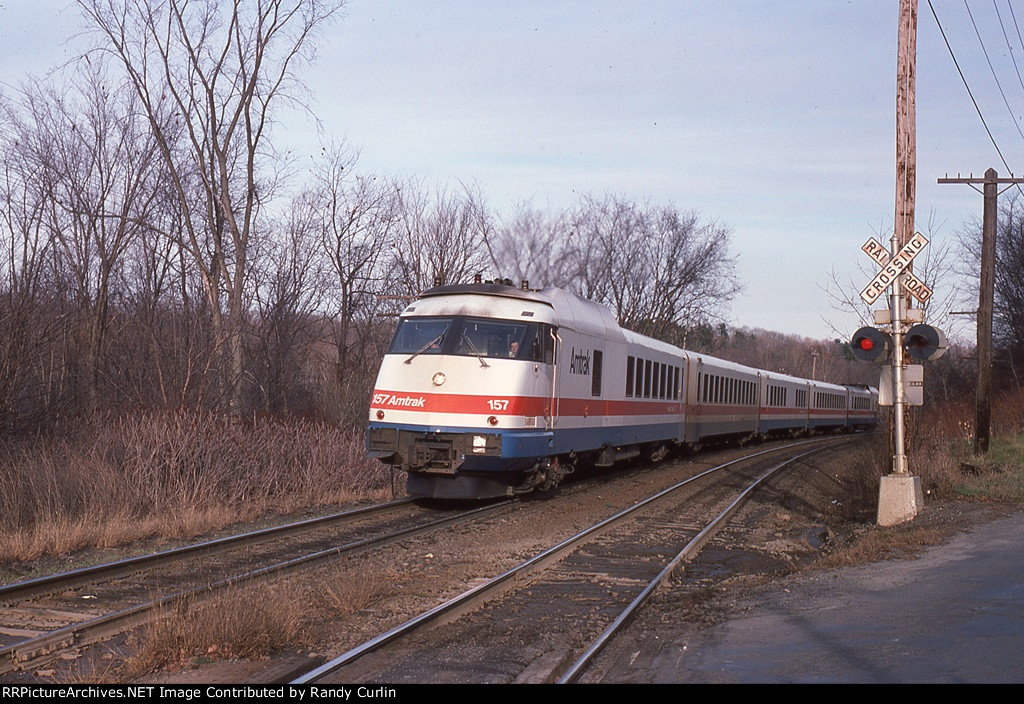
left=1006, top=0, right=1024, bottom=66
left=964, top=0, right=1024, bottom=144
left=927, top=0, right=1023, bottom=192
left=993, top=0, right=1024, bottom=100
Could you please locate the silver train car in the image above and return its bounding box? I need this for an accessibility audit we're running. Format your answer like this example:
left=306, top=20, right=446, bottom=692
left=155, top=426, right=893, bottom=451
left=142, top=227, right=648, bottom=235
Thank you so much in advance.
left=367, top=283, right=878, bottom=499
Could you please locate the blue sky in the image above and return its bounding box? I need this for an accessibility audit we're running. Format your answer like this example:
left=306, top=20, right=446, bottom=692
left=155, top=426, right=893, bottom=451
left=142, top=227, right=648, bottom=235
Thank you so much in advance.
left=2, top=1, right=1020, bottom=341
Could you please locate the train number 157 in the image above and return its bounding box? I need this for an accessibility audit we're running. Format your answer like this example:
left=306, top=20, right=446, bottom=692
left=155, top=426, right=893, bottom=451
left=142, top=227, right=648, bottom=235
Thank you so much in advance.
left=487, top=399, right=510, bottom=411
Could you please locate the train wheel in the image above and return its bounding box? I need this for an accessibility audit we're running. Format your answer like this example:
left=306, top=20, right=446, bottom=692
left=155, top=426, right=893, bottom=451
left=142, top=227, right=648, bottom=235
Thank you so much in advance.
left=647, top=444, right=670, bottom=463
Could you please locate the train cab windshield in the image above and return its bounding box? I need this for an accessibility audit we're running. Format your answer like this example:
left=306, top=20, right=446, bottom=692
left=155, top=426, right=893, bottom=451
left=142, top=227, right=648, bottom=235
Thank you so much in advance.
left=389, top=316, right=555, bottom=363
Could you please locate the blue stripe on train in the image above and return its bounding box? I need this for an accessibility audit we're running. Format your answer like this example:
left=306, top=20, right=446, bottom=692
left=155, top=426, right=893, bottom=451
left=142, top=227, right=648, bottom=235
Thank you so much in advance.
left=368, top=420, right=682, bottom=471
left=368, top=412, right=861, bottom=474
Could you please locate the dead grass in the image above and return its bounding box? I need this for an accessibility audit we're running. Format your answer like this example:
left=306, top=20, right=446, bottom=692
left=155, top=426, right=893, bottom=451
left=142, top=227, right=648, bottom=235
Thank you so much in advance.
left=121, top=582, right=307, bottom=678
left=811, top=391, right=1024, bottom=569
left=113, top=565, right=398, bottom=680
left=907, top=392, right=1024, bottom=501
left=319, top=567, right=396, bottom=616
left=815, top=523, right=949, bottom=569
left=0, top=411, right=397, bottom=564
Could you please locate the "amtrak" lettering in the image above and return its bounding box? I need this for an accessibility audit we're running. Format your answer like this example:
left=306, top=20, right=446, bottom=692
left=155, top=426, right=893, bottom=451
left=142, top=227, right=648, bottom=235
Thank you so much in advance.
left=373, top=393, right=426, bottom=408
left=569, top=347, right=591, bottom=375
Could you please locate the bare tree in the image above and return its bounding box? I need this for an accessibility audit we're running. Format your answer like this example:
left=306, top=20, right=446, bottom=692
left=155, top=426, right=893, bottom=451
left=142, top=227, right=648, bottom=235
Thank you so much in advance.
left=117, top=191, right=218, bottom=409
left=822, top=213, right=961, bottom=339
left=566, top=194, right=741, bottom=346
left=0, top=103, right=68, bottom=430
left=77, top=0, right=345, bottom=411
left=7, top=69, right=164, bottom=411
left=988, top=202, right=1024, bottom=359
left=310, top=146, right=402, bottom=381
left=962, top=197, right=1024, bottom=372
left=485, top=201, right=577, bottom=288
left=249, top=195, right=331, bottom=414
left=390, top=179, right=493, bottom=295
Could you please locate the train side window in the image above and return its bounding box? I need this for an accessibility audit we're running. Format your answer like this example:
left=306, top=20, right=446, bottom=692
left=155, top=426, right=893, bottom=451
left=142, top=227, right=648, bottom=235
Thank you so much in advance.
left=592, top=350, right=603, bottom=397
left=626, top=356, right=635, bottom=397
left=644, top=360, right=652, bottom=398
left=652, top=364, right=660, bottom=400
left=542, top=326, right=556, bottom=364
left=636, top=358, right=644, bottom=398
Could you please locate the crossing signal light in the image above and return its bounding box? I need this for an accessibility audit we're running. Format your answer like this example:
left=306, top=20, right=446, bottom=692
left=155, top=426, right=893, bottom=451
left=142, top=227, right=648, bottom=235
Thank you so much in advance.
left=904, top=324, right=947, bottom=362
left=851, top=327, right=892, bottom=363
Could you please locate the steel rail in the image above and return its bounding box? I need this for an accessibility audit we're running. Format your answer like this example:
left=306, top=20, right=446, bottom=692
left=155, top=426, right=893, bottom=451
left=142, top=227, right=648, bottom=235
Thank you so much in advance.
left=292, top=435, right=848, bottom=684
left=0, top=499, right=514, bottom=674
left=1, top=498, right=417, bottom=605
left=556, top=441, right=844, bottom=683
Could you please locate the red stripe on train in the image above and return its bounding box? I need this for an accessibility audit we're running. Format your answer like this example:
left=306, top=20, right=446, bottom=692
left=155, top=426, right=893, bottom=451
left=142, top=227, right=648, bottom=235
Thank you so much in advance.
left=370, top=390, right=682, bottom=417
left=371, top=390, right=875, bottom=419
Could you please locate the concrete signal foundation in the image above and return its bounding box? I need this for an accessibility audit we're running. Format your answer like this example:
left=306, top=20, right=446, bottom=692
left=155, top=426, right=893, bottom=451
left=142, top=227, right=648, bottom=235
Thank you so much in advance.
left=877, top=474, right=924, bottom=526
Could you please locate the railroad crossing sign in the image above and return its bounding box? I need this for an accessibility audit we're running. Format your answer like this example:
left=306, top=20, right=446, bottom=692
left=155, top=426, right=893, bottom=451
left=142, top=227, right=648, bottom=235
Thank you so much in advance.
left=860, top=231, right=932, bottom=305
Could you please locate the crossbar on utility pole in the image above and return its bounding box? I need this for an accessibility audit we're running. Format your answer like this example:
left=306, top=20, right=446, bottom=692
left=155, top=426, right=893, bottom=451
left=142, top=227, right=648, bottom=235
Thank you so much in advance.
left=938, top=170, right=1024, bottom=453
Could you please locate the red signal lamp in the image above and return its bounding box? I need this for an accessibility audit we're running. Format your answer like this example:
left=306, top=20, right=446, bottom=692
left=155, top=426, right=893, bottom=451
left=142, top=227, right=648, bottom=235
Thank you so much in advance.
left=851, top=327, right=891, bottom=363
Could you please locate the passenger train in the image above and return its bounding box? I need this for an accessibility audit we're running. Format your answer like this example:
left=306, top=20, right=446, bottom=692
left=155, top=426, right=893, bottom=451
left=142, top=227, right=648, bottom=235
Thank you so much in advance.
left=367, top=282, right=878, bottom=499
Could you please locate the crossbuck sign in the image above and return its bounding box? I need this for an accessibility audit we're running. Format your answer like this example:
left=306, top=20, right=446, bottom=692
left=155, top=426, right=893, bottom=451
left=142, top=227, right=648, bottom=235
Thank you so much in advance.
left=859, top=231, right=932, bottom=306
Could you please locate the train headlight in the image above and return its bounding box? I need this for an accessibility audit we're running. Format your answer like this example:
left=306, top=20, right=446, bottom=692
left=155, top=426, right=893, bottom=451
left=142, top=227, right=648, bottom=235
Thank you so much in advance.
left=376, top=410, right=385, bottom=420
left=472, top=435, right=487, bottom=453
left=432, top=372, right=446, bottom=386
left=487, top=416, right=499, bottom=426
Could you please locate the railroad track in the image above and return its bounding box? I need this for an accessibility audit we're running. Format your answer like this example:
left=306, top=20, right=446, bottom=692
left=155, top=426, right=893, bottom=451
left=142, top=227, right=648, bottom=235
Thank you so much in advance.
left=0, top=497, right=515, bottom=675
left=293, top=436, right=851, bottom=684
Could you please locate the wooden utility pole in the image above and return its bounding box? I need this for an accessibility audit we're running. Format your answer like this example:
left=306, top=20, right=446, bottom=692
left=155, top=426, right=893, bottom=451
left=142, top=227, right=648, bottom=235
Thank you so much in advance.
left=980, top=172, right=997, bottom=454
left=938, top=169, right=1024, bottom=453
left=875, top=0, right=922, bottom=526
left=890, top=0, right=918, bottom=477
left=895, top=0, right=917, bottom=257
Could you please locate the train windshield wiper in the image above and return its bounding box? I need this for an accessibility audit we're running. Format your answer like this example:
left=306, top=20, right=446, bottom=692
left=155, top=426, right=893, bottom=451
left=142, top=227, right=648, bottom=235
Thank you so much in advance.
left=404, top=335, right=444, bottom=364
left=460, top=335, right=490, bottom=368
